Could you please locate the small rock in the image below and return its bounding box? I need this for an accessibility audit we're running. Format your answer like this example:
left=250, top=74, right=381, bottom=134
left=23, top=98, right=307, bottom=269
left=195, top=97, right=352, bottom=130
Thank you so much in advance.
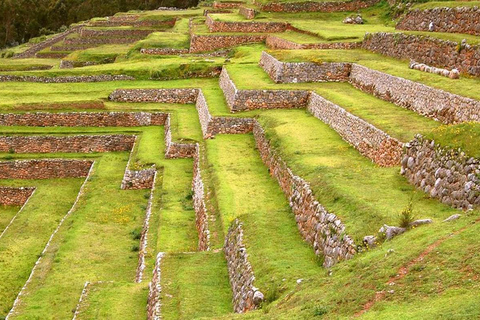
left=296, top=279, right=303, bottom=284
left=379, top=225, right=406, bottom=240
left=363, top=235, right=377, bottom=248
left=443, top=214, right=461, bottom=222
left=410, top=219, right=433, bottom=227
left=253, top=290, right=264, bottom=305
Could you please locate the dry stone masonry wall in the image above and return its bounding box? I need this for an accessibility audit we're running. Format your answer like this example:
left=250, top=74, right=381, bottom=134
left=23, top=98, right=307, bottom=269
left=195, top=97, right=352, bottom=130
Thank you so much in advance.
left=362, top=32, right=480, bottom=77
left=205, top=14, right=288, bottom=33
left=0, top=75, right=135, bottom=83
left=147, top=252, right=165, bottom=320
left=239, top=6, right=257, bottom=19
left=0, top=112, right=168, bottom=127
left=189, top=34, right=266, bottom=52
left=259, top=0, right=380, bottom=12
left=0, top=135, right=135, bottom=154
left=266, top=35, right=361, bottom=50
left=401, top=135, right=480, bottom=210
left=252, top=121, right=356, bottom=267
left=219, top=67, right=310, bottom=112
left=164, top=114, right=196, bottom=159
left=213, top=1, right=244, bottom=9
left=80, top=28, right=155, bottom=38
left=397, top=7, right=480, bottom=36
left=224, top=219, right=264, bottom=313
left=349, top=63, right=480, bottom=124
left=260, top=51, right=351, bottom=83
left=192, top=145, right=210, bottom=251
left=0, top=159, right=93, bottom=179
left=409, top=61, right=460, bottom=79
left=109, top=88, right=198, bottom=104
left=0, top=187, right=35, bottom=206
left=307, top=93, right=404, bottom=166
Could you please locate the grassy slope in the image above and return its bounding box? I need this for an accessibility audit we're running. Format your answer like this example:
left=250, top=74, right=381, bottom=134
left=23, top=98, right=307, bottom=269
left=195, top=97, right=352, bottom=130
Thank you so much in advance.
left=0, top=206, right=20, bottom=231
left=0, top=178, right=84, bottom=317
left=161, top=252, right=232, bottom=319
left=206, top=135, right=322, bottom=307
left=256, top=109, right=460, bottom=241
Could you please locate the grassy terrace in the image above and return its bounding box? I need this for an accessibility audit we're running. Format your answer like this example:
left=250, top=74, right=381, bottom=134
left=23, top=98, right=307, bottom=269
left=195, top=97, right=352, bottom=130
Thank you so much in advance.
left=255, top=109, right=460, bottom=240
left=206, top=135, right=321, bottom=305
left=161, top=252, right=232, bottom=319
left=0, top=178, right=84, bottom=316
left=0, top=206, right=19, bottom=231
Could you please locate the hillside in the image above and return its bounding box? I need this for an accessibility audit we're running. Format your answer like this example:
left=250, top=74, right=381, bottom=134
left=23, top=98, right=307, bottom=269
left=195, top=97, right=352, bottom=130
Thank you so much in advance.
left=0, top=0, right=479, bottom=319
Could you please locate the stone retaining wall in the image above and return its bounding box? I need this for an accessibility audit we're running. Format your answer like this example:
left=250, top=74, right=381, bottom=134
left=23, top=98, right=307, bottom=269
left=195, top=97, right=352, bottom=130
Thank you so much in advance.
left=0, top=187, right=35, bottom=206
left=219, top=67, right=310, bottom=111
left=147, top=252, right=165, bottom=320
left=252, top=121, right=356, bottom=267
left=121, top=166, right=156, bottom=190
left=266, top=35, right=361, bottom=50
left=192, top=145, right=210, bottom=251
left=189, top=34, right=266, bottom=53
left=260, top=51, right=351, bottom=83
left=91, top=18, right=176, bottom=28
left=205, top=14, right=288, bottom=33
left=0, top=135, right=135, bottom=154
left=239, top=6, right=257, bottom=19
left=307, top=92, right=403, bottom=166
left=140, top=48, right=189, bottom=55
left=0, top=112, right=167, bottom=127
left=401, top=135, right=480, bottom=210
left=349, top=63, right=480, bottom=124
left=64, top=36, right=143, bottom=46
left=259, top=0, right=380, bottom=12
left=13, top=25, right=84, bottom=59
left=224, top=219, right=264, bottom=313
left=0, top=75, right=134, bottom=83
left=362, top=32, right=480, bottom=77
left=0, top=159, right=93, bottom=179
left=81, top=28, right=155, bottom=38
left=109, top=88, right=198, bottom=104
left=397, top=7, right=480, bottom=36
left=213, top=1, right=244, bottom=8
left=164, top=114, right=196, bottom=159
left=409, top=61, right=459, bottom=79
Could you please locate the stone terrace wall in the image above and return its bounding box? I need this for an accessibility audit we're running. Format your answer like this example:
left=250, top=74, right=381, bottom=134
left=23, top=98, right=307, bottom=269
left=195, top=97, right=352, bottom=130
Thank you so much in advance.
left=239, top=6, right=257, bottom=19
left=0, top=112, right=167, bottom=127
left=260, top=51, right=351, bottom=83
left=266, top=35, right=361, bottom=50
left=0, top=187, right=35, bottom=206
left=307, top=93, right=404, bottom=166
left=205, top=14, right=288, bottom=33
left=362, top=32, right=480, bottom=77
left=192, top=145, right=210, bottom=251
left=349, top=64, right=480, bottom=124
left=64, top=36, right=144, bottom=46
left=81, top=28, right=155, bottom=38
left=0, top=159, right=93, bottom=179
left=0, top=135, right=135, bottom=154
left=109, top=89, right=198, bottom=104
left=401, top=135, right=480, bottom=210
left=397, top=7, right=480, bottom=36
left=0, top=75, right=135, bottom=83
left=140, top=48, right=189, bottom=55
left=121, top=166, right=156, bottom=190
left=189, top=34, right=266, bottom=53
left=147, top=252, right=165, bottom=320
left=219, top=67, right=310, bottom=112
left=91, top=18, right=176, bottom=28
left=195, top=89, right=254, bottom=138
left=224, top=219, right=264, bottom=313
left=252, top=121, right=356, bottom=267
left=259, top=0, right=380, bottom=12
left=13, top=25, right=84, bottom=59
left=164, top=114, right=196, bottom=159
left=213, top=1, right=244, bottom=8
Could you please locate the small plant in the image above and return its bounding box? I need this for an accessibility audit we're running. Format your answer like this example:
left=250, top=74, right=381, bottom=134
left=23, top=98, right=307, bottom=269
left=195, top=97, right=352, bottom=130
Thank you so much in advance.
left=398, top=199, right=415, bottom=228
left=313, top=305, right=328, bottom=316
left=131, top=244, right=140, bottom=252
left=130, top=229, right=142, bottom=240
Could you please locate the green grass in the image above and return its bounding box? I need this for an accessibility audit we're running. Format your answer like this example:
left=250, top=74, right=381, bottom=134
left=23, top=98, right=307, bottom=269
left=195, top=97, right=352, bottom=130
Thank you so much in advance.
left=256, top=109, right=460, bottom=242
left=0, top=178, right=84, bottom=317
left=426, top=122, right=480, bottom=158
left=161, top=252, right=233, bottom=319
left=0, top=205, right=21, bottom=233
